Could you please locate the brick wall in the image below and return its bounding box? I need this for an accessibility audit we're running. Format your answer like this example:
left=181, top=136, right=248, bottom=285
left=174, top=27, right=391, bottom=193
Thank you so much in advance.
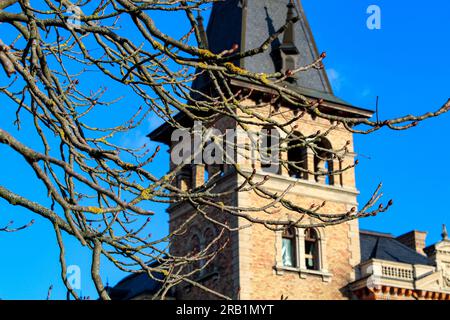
left=168, top=99, right=361, bottom=299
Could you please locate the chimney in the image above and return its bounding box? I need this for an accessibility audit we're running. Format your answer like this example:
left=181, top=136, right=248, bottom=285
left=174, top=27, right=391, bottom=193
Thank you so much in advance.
left=396, top=230, right=428, bottom=255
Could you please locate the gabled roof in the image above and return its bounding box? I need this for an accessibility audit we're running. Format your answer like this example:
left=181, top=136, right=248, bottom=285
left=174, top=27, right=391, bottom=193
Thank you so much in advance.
left=360, top=230, right=433, bottom=266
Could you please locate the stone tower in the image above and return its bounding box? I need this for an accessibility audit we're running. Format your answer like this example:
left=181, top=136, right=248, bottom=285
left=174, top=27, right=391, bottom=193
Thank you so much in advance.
left=149, top=0, right=373, bottom=299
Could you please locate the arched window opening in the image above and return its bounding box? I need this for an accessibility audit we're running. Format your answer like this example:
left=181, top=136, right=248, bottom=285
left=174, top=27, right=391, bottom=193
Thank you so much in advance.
left=203, top=129, right=225, bottom=182
left=205, top=163, right=225, bottom=182
left=190, top=234, right=202, bottom=274
left=203, top=228, right=217, bottom=274
left=282, top=227, right=297, bottom=267
left=204, top=139, right=225, bottom=181
left=323, top=160, right=331, bottom=185
left=260, top=127, right=280, bottom=174
left=287, top=133, right=307, bottom=179
left=314, top=138, right=334, bottom=185
left=304, top=228, right=320, bottom=271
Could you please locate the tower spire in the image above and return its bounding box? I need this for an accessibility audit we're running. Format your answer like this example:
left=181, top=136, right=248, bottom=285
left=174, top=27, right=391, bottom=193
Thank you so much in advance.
left=442, top=224, right=448, bottom=240
left=279, top=0, right=299, bottom=54
left=191, top=0, right=337, bottom=95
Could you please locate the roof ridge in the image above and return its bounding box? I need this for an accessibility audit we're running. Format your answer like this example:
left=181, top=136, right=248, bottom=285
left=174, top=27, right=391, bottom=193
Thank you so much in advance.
left=360, top=229, right=394, bottom=238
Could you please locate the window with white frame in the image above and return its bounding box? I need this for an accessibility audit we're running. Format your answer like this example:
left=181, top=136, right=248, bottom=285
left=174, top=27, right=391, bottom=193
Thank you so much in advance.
left=304, top=228, right=320, bottom=271
left=278, top=227, right=326, bottom=274
left=281, top=227, right=297, bottom=267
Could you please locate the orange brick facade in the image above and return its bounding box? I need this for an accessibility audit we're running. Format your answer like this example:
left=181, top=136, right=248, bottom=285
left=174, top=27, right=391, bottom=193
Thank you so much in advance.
left=168, top=101, right=362, bottom=300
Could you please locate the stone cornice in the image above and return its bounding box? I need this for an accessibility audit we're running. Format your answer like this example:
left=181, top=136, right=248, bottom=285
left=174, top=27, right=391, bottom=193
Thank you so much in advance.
left=238, top=168, right=359, bottom=206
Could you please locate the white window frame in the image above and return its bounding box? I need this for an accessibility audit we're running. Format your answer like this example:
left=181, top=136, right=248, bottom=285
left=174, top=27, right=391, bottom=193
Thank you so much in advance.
left=275, top=226, right=332, bottom=282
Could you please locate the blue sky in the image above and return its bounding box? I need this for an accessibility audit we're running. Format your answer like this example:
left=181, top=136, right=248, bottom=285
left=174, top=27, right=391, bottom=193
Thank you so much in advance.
left=302, top=0, right=450, bottom=245
left=0, top=0, right=449, bottom=299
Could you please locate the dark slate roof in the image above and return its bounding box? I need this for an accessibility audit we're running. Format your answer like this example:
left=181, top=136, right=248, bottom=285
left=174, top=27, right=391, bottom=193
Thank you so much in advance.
left=149, top=0, right=374, bottom=144
left=106, top=261, right=167, bottom=300
left=231, top=76, right=357, bottom=108
left=193, top=0, right=332, bottom=93
left=360, top=230, right=433, bottom=266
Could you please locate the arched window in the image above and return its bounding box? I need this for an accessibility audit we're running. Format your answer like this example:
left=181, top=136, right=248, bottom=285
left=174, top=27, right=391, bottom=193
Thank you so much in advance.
left=205, top=163, right=225, bottom=181
left=287, top=133, right=307, bottom=179
left=282, top=227, right=297, bottom=267
left=304, top=228, right=320, bottom=271
left=314, top=138, right=334, bottom=185
left=260, top=127, right=280, bottom=174
left=204, top=138, right=225, bottom=181
left=190, top=234, right=202, bottom=272
left=203, top=227, right=217, bottom=274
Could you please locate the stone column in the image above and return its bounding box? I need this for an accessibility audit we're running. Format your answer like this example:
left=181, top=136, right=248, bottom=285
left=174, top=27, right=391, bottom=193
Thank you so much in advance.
left=334, top=159, right=342, bottom=187
left=280, top=142, right=289, bottom=176
left=297, top=228, right=307, bottom=274
left=306, top=148, right=315, bottom=182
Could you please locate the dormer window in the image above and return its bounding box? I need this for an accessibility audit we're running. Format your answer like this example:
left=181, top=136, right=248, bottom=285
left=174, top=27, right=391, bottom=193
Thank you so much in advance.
left=278, top=0, right=300, bottom=81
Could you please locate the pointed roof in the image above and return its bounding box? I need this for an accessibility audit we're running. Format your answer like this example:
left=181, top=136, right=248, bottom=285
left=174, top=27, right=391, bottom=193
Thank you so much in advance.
left=149, top=0, right=373, bottom=144
left=442, top=224, right=448, bottom=240
left=200, top=0, right=332, bottom=93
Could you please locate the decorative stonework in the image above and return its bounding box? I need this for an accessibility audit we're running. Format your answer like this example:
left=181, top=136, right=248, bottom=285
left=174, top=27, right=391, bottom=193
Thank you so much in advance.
left=352, top=243, right=450, bottom=300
